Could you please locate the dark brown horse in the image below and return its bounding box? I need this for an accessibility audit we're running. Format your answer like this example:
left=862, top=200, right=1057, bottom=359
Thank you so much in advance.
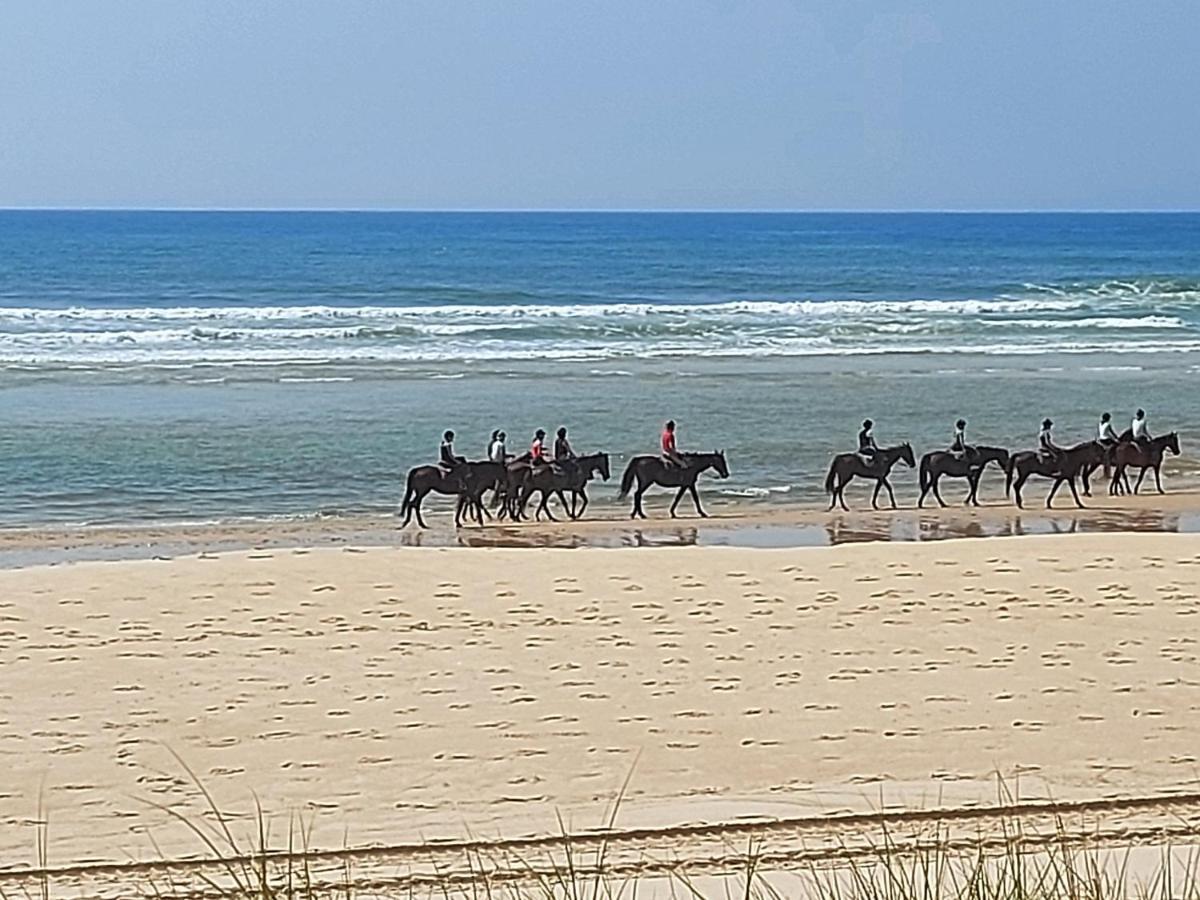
left=618, top=451, right=730, bottom=519
left=1005, top=441, right=1105, bottom=509
left=824, top=443, right=915, bottom=512
left=1109, top=432, right=1180, bottom=495
left=399, top=460, right=506, bottom=529
left=918, top=446, right=1010, bottom=508
left=514, top=452, right=611, bottom=521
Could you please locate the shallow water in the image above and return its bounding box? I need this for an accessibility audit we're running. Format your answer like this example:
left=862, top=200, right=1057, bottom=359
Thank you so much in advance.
left=2, top=211, right=1198, bottom=525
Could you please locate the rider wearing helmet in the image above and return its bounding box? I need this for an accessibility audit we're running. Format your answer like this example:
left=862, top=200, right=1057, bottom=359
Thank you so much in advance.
left=440, top=430, right=467, bottom=472
left=661, top=420, right=683, bottom=467
left=1038, top=418, right=1062, bottom=464
left=1131, top=408, right=1152, bottom=448
left=554, top=426, right=576, bottom=462
left=530, top=429, right=548, bottom=468
left=858, top=419, right=878, bottom=462
left=489, top=430, right=508, bottom=463
left=950, top=418, right=973, bottom=462
left=1098, top=412, right=1119, bottom=446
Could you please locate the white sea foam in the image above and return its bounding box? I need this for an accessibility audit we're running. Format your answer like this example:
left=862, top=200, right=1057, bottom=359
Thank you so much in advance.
left=1, top=283, right=1198, bottom=368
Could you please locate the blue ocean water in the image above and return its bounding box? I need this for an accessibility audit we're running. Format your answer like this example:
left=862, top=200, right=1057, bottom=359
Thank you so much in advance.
left=2, top=211, right=1199, bottom=525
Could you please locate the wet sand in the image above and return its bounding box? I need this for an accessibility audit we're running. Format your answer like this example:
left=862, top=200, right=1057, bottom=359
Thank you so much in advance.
left=4, top=532, right=1200, bottom=870
left=4, top=487, right=1200, bottom=567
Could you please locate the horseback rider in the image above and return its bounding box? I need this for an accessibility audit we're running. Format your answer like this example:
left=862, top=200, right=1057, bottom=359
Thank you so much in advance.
left=858, top=419, right=878, bottom=463
left=489, top=430, right=508, bottom=464
left=554, top=427, right=575, bottom=462
left=553, top=426, right=577, bottom=474
left=530, top=429, right=549, bottom=469
left=950, top=418, right=973, bottom=462
left=662, top=420, right=683, bottom=467
left=1098, top=412, right=1119, bottom=445
left=1131, top=408, right=1152, bottom=448
left=1037, top=418, right=1062, bottom=465
left=439, top=430, right=467, bottom=475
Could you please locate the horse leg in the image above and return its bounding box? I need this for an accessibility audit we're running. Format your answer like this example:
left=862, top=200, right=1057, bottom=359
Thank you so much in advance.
left=555, top=490, right=571, bottom=519
left=1134, top=467, right=1147, bottom=495
left=1067, top=476, right=1083, bottom=508
left=538, top=491, right=557, bottom=522
left=1046, top=478, right=1062, bottom=508
left=632, top=484, right=648, bottom=520
left=883, top=478, right=898, bottom=509
left=1155, top=464, right=1164, bottom=494
left=1012, top=473, right=1026, bottom=509
left=838, top=478, right=850, bottom=512
left=932, top=474, right=948, bottom=508
left=576, top=488, right=589, bottom=518
left=689, top=484, right=707, bottom=518
left=670, top=485, right=687, bottom=518
left=415, top=492, right=429, bottom=529
left=871, top=479, right=881, bottom=510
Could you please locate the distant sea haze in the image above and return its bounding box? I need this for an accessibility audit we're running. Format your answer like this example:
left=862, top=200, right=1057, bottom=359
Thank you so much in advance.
left=2, top=211, right=1199, bottom=525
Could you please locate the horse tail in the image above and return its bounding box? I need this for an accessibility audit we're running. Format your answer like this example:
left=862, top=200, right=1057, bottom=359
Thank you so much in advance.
left=618, top=459, right=638, bottom=499
left=824, top=458, right=837, bottom=495
left=918, top=456, right=931, bottom=493
left=400, top=469, right=416, bottom=516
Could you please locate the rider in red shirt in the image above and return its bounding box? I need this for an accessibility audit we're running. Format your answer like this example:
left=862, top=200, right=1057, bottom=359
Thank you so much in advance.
left=530, top=429, right=548, bottom=467
left=661, top=420, right=683, bottom=467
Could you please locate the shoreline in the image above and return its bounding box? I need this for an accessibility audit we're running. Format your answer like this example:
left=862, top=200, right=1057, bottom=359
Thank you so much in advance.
left=4, top=488, right=1200, bottom=567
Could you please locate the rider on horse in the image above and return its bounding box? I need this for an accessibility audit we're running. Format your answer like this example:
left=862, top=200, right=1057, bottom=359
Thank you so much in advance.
left=1098, top=413, right=1119, bottom=446
left=1131, top=409, right=1152, bottom=448
left=530, top=429, right=549, bottom=469
left=440, top=430, right=466, bottom=470
left=1038, top=418, right=1062, bottom=465
left=858, top=419, right=878, bottom=463
left=950, top=418, right=973, bottom=462
left=553, top=426, right=577, bottom=473
left=662, top=420, right=683, bottom=467
left=489, top=430, right=508, bottom=463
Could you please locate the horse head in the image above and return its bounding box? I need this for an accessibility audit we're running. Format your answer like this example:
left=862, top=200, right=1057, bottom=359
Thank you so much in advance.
left=900, top=442, right=916, bottom=468
left=714, top=450, right=730, bottom=479
left=1166, top=432, right=1181, bottom=456
left=597, top=452, right=611, bottom=481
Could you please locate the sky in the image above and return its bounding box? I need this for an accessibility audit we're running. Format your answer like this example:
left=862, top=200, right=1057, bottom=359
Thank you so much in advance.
left=1, top=1, right=1197, bottom=210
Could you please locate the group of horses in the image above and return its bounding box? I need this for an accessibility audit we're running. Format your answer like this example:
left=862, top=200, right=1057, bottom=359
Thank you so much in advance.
left=398, top=429, right=1181, bottom=529
left=399, top=449, right=730, bottom=529
left=825, top=431, right=1181, bottom=512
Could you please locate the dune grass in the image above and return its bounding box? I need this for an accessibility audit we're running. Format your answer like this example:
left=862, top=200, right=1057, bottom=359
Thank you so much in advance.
left=6, top=762, right=1200, bottom=900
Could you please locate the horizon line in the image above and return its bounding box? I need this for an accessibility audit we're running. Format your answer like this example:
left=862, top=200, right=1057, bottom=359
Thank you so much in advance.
left=2, top=206, right=1200, bottom=215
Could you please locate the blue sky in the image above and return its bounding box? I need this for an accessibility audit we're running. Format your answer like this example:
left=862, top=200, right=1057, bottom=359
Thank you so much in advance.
left=1, top=2, right=1197, bottom=210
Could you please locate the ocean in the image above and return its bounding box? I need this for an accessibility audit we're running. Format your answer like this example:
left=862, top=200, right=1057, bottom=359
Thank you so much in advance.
left=2, top=211, right=1199, bottom=526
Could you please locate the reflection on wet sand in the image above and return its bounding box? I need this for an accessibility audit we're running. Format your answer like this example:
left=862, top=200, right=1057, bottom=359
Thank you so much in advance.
left=395, top=506, right=1194, bottom=550
left=3, top=501, right=1199, bottom=567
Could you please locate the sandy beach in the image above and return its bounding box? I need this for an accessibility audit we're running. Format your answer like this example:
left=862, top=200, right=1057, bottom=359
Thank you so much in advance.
left=4, top=528, right=1200, bottom=882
